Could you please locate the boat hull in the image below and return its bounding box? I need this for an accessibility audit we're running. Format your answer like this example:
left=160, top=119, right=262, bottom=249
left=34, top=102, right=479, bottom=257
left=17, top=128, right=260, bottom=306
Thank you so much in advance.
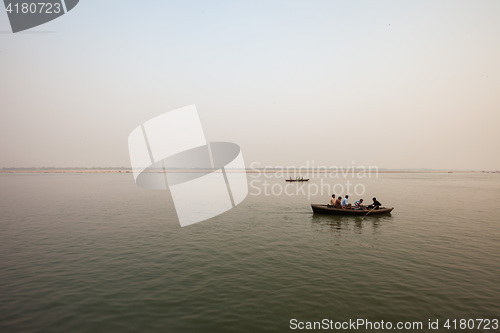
left=311, top=204, right=393, bottom=216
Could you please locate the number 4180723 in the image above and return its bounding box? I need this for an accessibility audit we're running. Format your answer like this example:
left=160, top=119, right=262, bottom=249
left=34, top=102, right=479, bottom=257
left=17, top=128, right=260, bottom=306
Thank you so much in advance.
left=443, top=319, right=498, bottom=330
left=5, top=2, right=62, bottom=14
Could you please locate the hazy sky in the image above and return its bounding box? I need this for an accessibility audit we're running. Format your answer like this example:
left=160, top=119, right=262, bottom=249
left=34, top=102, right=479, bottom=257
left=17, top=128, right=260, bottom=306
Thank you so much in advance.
left=1, top=0, right=499, bottom=170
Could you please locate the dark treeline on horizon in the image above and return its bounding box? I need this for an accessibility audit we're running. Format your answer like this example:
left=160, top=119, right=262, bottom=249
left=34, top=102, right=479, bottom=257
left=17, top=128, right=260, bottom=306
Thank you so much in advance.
left=1, top=167, right=497, bottom=172
left=1, top=167, right=131, bottom=170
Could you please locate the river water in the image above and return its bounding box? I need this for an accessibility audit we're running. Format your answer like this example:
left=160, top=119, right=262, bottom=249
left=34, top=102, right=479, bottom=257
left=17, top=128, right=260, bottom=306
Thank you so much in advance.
left=1, top=172, right=499, bottom=332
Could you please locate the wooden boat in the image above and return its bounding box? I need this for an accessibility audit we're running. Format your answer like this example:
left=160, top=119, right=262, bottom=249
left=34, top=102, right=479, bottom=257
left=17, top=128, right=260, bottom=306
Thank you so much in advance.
left=285, top=179, right=310, bottom=182
left=311, top=204, right=393, bottom=216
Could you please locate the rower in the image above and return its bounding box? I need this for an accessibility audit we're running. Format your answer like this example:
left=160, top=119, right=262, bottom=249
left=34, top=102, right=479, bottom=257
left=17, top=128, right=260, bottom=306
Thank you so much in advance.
left=368, top=197, right=382, bottom=209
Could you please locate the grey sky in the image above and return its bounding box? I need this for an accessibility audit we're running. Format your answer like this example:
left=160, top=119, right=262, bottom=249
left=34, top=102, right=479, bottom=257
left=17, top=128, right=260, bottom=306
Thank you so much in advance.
left=1, top=0, right=499, bottom=170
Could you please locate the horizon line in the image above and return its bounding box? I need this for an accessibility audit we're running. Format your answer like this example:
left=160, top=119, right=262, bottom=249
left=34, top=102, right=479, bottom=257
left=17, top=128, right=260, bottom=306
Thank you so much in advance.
left=1, top=167, right=499, bottom=173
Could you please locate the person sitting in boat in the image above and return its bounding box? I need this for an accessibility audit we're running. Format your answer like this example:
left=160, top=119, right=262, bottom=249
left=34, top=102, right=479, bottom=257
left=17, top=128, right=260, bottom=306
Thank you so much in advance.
left=329, top=194, right=336, bottom=207
left=367, top=197, right=382, bottom=209
left=353, top=199, right=366, bottom=210
left=334, top=196, right=342, bottom=209
left=341, top=195, right=352, bottom=209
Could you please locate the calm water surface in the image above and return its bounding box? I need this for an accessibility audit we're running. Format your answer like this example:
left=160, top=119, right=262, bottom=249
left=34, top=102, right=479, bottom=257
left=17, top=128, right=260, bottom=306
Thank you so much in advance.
left=1, top=173, right=499, bottom=332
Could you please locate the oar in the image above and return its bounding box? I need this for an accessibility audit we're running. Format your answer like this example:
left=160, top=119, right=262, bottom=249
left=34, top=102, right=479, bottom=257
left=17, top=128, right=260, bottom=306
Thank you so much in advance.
left=365, top=207, right=377, bottom=216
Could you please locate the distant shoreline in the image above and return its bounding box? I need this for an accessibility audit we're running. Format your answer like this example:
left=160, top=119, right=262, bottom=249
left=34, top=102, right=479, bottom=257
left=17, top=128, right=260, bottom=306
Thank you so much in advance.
left=1, top=169, right=497, bottom=174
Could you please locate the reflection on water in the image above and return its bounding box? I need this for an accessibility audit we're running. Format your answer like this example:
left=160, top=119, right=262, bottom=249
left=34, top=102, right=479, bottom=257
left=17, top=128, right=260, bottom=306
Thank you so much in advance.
left=310, top=213, right=394, bottom=236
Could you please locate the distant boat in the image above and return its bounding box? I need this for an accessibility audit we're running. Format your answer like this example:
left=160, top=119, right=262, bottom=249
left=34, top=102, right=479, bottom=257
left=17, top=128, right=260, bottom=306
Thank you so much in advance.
left=285, top=178, right=310, bottom=182
left=311, top=204, right=394, bottom=216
